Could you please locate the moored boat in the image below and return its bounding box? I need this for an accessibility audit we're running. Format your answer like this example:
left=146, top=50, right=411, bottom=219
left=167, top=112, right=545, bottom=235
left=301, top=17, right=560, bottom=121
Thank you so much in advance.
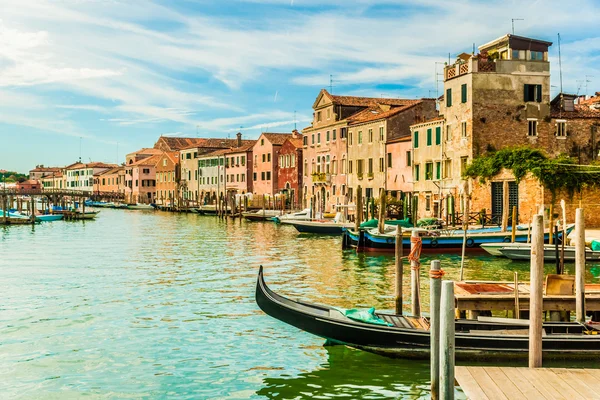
left=281, top=219, right=354, bottom=234
left=243, top=209, right=281, bottom=221
left=126, top=203, right=155, bottom=210
left=497, top=245, right=600, bottom=262
left=255, top=266, right=600, bottom=360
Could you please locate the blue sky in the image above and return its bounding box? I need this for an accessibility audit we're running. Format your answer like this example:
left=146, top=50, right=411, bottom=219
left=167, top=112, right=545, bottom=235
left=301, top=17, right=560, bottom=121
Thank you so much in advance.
left=1, top=0, right=599, bottom=173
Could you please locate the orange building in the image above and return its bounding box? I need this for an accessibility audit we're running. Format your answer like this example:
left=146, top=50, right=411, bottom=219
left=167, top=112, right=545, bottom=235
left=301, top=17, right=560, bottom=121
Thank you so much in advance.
left=155, top=152, right=180, bottom=206
left=94, top=166, right=125, bottom=194
left=251, top=132, right=292, bottom=196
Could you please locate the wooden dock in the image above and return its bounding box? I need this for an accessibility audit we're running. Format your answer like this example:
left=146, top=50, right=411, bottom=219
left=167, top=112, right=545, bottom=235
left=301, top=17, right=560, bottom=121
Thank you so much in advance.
left=455, top=366, right=600, bottom=399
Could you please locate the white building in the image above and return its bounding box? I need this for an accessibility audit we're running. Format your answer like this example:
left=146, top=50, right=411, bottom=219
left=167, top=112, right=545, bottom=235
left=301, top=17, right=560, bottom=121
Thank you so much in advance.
left=65, top=162, right=116, bottom=193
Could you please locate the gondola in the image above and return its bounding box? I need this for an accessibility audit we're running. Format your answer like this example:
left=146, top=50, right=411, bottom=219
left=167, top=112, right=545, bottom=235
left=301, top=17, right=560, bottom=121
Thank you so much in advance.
left=256, top=266, right=600, bottom=360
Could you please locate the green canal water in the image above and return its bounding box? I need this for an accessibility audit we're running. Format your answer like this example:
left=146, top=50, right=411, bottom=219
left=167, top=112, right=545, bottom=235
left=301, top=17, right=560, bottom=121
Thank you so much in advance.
left=2, top=210, right=600, bottom=399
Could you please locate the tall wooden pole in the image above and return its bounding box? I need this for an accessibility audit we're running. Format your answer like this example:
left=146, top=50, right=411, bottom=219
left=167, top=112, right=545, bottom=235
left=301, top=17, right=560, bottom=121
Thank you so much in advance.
left=410, top=229, right=421, bottom=317
left=378, top=188, right=386, bottom=234
left=575, top=208, right=586, bottom=323
left=560, top=199, right=567, bottom=274
left=511, top=205, right=517, bottom=243
left=439, top=280, right=455, bottom=400
left=548, top=204, right=554, bottom=245
left=355, top=186, right=362, bottom=231
left=529, top=214, right=544, bottom=368
left=395, top=225, right=403, bottom=315
left=429, top=260, right=442, bottom=400
left=459, top=195, right=469, bottom=281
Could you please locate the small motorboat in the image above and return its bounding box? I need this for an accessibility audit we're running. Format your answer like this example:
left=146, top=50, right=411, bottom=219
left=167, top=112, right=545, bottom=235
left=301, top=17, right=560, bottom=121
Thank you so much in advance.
left=281, top=219, right=354, bottom=234
left=242, top=209, right=281, bottom=221
left=126, top=203, right=155, bottom=210
left=497, top=245, right=600, bottom=262
left=256, top=266, right=600, bottom=360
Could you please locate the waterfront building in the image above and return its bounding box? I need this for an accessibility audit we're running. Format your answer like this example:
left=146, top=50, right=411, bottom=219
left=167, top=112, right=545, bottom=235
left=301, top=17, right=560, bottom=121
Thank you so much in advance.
left=93, top=166, right=125, bottom=195
left=65, top=162, right=116, bottom=193
left=197, top=149, right=228, bottom=204
left=277, top=132, right=303, bottom=208
left=426, top=33, right=600, bottom=224
left=41, top=171, right=65, bottom=190
left=385, top=136, right=413, bottom=199
left=155, top=152, right=179, bottom=206
left=29, top=165, right=62, bottom=180
left=16, top=179, right=41, bottom=192
left=251, top=132, right=293, bottom=197
left=225, top=139, right=256, bottom=197
left=124, top=149, right=162, bottom=204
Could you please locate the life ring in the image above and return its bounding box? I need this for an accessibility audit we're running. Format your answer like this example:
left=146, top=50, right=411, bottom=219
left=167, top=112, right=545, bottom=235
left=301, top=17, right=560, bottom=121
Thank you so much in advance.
left=430, top=238, right=439, bottom=248
left=503, top=236, right=511, bottom=243
left=466, top=238, right=475, bottom=248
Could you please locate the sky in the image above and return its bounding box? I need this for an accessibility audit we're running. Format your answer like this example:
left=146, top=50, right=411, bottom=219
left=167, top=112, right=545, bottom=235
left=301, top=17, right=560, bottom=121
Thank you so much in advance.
left=1, top=0, right=599, bottom=173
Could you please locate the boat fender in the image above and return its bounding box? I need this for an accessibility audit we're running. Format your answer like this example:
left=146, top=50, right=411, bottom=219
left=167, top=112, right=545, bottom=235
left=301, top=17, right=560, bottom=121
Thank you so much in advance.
left=503, top=236, right=511, bottom=243
left=466, top=238, right=475, bottom=248
left=430, top=238, right=438, bottom=248
left=386, top=237, right=394, bottom=244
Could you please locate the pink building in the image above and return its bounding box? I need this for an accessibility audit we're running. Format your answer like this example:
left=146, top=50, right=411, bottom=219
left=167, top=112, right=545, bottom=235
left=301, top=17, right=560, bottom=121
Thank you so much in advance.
left=251, top=132, right=292, bottom=196
left=386, top=136, right=413, bottom=196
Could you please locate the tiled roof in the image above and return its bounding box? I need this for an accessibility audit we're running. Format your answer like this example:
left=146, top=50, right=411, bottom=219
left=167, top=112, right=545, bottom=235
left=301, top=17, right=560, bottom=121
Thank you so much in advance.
left=19, top=179, right=41, bottom=185
left=286, top=138, right=304, bottom=148
left=262, top=132, right=293, bottom=145
left=130, top=154, right=161, bottom=167
left=319, top=89, right=423, bottom=108
left=226, top=141, right=258, bottom=153
left=30, top=166, right=61, bottom=172
left=180, top=138, right=256, bottom=150
left=410, top=116, right=445, bottom=128
left=347, top=102, right=423, bottom=125
left=155, top=136, right=206, bottom=151
left=40, top=171, right=63, bottom=178
left=97, top=166, right=124, bottom=175
left=386, top=136, right=412, bottom=144
left=130, top=148, right=162, bottom=155
left=65, top=162, right=117, bottom=170
left=551, top=104, right=600, bottom=119
left=579, top=93, right=600, bottom=106
left=198, top=148, right=230, bottom=158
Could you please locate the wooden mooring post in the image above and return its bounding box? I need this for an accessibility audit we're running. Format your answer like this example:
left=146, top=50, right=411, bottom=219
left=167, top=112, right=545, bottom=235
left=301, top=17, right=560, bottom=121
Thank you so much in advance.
left=529, top=213, right=544, bottom=368
left=429, top=260, right=442, bottom=400
left=410, top=229, right=421, bottom=317
left=395, top=225, right=403, bottom=314
left=575, top=208, right=586, bottom=323
left=377, top=188, right=385, bottom=234
left=511, top=205, right=517, bottom=243
left=439, top=280, right=455, bottom=400
left=355, top=186, right=362, bottom=231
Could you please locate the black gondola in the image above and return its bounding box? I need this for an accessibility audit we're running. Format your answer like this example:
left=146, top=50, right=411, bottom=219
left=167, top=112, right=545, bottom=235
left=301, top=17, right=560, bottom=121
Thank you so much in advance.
left=256, top=266, right=600, bottom=360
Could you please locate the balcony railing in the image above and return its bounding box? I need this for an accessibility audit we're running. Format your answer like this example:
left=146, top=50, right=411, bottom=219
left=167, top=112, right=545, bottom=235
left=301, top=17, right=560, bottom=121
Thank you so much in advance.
left=311, top=173, right=331, bottom=184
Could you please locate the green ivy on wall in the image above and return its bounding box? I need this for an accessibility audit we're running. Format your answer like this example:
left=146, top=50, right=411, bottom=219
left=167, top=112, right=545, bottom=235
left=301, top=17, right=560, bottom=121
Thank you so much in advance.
left=463, top=146, right=600, bottom=199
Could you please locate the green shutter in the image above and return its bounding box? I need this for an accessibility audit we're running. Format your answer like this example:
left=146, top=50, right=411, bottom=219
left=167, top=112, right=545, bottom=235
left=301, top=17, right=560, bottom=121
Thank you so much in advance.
left=435, top=127, right=441, bottom=145
left=536, top=85, right=542, bottom=102
left=524, top=84, right=529, bottom=102
left=436, top=162, right=441, bottom=180
left=446, top=88, right=452, bottom=107
left=415, top=165, right=420, bottom=181
left=461, top=84, right=467, bottom=103
left=427, top=129, right=432, bottom=146
left=414, top=131, right=419, bottom=148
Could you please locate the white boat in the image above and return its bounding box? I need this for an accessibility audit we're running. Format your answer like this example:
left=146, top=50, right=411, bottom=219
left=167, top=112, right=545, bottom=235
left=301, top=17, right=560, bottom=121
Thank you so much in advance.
left=126, top=203, right=155, bottom=210
left=272, top=208, right=322, bottom=223
left=242, top=209, right=282, bottom=221
left=497, top=244, right=600, bottom=262
left=281, top=212, right=353, bottom=234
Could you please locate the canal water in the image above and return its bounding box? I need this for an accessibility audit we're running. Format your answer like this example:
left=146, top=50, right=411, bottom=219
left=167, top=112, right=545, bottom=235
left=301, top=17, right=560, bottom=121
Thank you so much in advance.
left=2, top=210, right=599, bottom=399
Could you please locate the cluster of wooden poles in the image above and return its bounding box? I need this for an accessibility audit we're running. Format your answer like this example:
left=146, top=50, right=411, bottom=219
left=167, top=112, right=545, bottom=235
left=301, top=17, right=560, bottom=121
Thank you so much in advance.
left=1, top=192, right=90, bottom=225
left=420, top=209, right=588, bottom=400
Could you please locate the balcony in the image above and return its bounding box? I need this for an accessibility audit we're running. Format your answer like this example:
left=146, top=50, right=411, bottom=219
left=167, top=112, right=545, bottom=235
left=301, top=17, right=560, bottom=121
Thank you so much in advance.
left=311, top=172, right=331, bottom=184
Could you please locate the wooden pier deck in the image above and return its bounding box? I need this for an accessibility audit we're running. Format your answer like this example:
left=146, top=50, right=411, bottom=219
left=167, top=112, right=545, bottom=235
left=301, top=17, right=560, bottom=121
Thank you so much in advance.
left=455, top=366, right=600, bottom=399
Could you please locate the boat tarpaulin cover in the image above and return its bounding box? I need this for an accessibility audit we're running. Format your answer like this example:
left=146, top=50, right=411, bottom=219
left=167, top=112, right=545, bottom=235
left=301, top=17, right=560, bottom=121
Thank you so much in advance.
left=591, top=240, right=600, bottom=251
left=360, top=218, right=413, bottom=229
left=332, top=307, right=393, bottom=326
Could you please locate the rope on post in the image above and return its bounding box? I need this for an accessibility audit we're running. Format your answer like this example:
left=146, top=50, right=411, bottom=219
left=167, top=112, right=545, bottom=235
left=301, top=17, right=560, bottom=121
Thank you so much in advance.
left=429, top=269, right=446, bottom=279
left=408, top=235, right=422, bottom=270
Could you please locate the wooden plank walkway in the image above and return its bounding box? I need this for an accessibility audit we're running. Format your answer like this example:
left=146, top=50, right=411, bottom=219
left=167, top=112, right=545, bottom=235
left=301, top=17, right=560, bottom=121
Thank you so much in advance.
left=455, top=366, right=600, bottom=399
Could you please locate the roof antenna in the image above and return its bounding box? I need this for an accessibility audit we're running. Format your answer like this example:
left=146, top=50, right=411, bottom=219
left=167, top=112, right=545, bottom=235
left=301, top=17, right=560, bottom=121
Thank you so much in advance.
left=329, top=74, right=333, bottom=93
left=293, top=111, right=297, bottom=130
left=511, top=18, right=524, bottom=35
left=472, top=43, right=475, bottom=54
left=79, top=137, right=82, bottom=163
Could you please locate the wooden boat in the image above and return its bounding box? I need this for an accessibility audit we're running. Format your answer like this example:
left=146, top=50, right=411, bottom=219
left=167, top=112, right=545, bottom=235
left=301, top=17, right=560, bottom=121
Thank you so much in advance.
left=281, top=219, right=354, bottom=234
left=256, top=266, right=600, bottom=360
left=126, top=203, right=155, bottom=210
left=498, top=245, right=600, bottom=262
left=242, top=210, right=281, bottom=221
left=344, top=224, right=575, bottom=252
left=36, top=214, right=64, bottom=222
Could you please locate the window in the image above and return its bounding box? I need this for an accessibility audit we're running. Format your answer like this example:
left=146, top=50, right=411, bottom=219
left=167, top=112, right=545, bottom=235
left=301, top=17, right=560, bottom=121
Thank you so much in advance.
left=262, top=154, right=266, bottom=162
left=445, top=125, right=451, bottom=141
left=186, top=153, right=192, bottom=159
left=241, top=156, right=245, bottom=166
left=435, top=161, right=441, bottom=180
left=254, top=155, right=257, bottom=165
left=357, top=159, right=364, bottom=176
left=524, top=84, right=542, bottom=102
left=460, top=156, right=468, bottom=175
left=303, top=136, right=308, bottom=146
left=368, top=158, right=373, bottom=174
left=267, top=153, right=271, bottom=162
left=312, top=134, right=315, bottom=145
left=556, top=120, right=567, bottom=137
left=332, top=129, right=337, bottom=140
left=358, top=131, right=363, bottom=144
left=163, top=159, right=167, bottom=167
left=327, top=109, right=330, bottom=119
left=427, top=128, right=432, bottom=146
left=348, top=160, right=353, bottom=173
left=406, top=151, right=411, bottom=166
left=340, top=127, right=346, bottom=139
left=181, top=154, right=184, bottom=160
left=425, top=162, right=433, bottom=180
left=530, top=51, right=544, bottom=61
left=443, top=159, right=452, bottom=178
left=387, top=152, right=392, bottom=168
left=242, top=174, right=245, bottom=182
left=425, top=195, right=431, bottom=211
left=446, top=88, right=452, bottom=107
left=261, top=138, right=264, bottom=145
left=266, top=171, right=271, bottom=180
left=331, top=159, right=336, bottom=174
left=435, top=126, right=441, bottom=145
left=368, top=129, right=373, bottom=143
left=414, top=164, right=420, bottom=181
left=461, top=121, right=467, bottom=137
left=326, top=131, right=330, bottom=142
left=253, top=172, right=257, bottom=181
left=461, top=84, right=467, bottom=103
left=528, top=119, right=538, bottom=136
left=379, top=127, right=384, bottom=141
left=261, top=171, right=265, bottom=180
left=413, top=131, right=419, bottom=148
left=379, top=157, right=384, bottom=172
left=317, top=132, right=321, bottom=144
left=291, top=155, right=295, bottom=167
left=317, top=111, right=322, bottom=122
left=304, top=159, right=308, bottom=175
left=349, top=132, right=353, bottom=145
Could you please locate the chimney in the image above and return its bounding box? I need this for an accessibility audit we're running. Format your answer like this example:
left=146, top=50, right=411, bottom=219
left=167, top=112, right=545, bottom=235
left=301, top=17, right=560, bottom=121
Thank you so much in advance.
left=236, top=132, right=242, bottom=148
left=292, top=129, right=299, bottom=139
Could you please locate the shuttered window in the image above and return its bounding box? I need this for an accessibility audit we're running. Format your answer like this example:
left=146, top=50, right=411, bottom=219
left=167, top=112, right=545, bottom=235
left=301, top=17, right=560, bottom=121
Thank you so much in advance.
left=461, top=84, right=467, bottom=103
left=427, top=128, right=432, bottom=146
left=435, top=127, right=441, bottom=145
